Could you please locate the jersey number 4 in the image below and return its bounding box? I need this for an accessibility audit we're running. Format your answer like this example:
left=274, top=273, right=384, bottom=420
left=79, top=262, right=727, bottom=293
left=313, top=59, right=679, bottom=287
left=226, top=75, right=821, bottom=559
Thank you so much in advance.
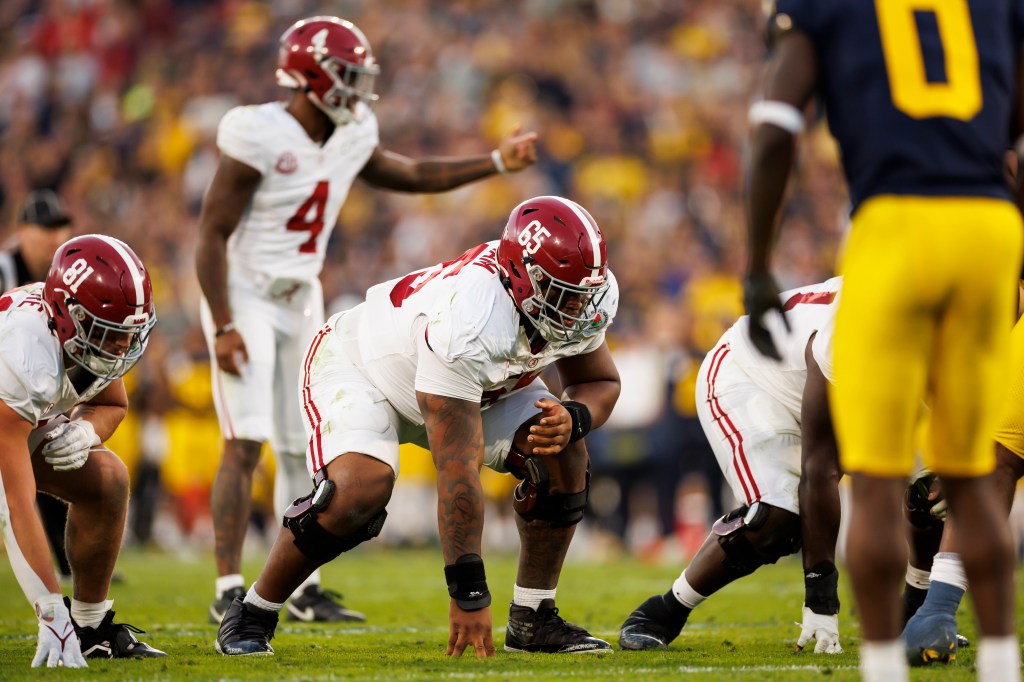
left=876, top=0, right=981, bottom=121
left=286, top=181, right=328, bottom=254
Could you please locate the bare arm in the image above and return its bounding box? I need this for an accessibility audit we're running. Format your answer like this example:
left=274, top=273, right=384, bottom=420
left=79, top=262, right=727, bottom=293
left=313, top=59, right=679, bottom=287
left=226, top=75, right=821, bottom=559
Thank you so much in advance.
left=799, top=332, right=841, bottom=569
left=746, top=25, right=819, bottom=277
left=67, top=378, right=128, bottom=442
left=743, top=24, right=819, bottom=359
left=195, top=156, right=262, bottom=376
left=0, top=400, right=60, bottom=603
left=358, top=128, right=538, bottom=193
left=553, top=341, right=621, bottom=430
left=417, top=391, right=486, bottom=563
left=194, top=156, right=262, bottom=331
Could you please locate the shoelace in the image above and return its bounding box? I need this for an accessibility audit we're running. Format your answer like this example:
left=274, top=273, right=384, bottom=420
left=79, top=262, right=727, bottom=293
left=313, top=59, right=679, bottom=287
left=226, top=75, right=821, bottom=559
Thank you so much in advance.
left=533, top=607, right=589, bottom=638
left=314, top=588, right=347, bottom=604
left=226, top=607, right=276, bottom=642
left=82, top=612, right=146, bottom=637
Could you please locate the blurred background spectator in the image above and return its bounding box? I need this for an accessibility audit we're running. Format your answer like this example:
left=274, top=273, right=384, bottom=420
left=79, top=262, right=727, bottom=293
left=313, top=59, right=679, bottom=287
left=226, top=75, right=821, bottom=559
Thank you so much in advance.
left=0, top=0, right=851, bottom=559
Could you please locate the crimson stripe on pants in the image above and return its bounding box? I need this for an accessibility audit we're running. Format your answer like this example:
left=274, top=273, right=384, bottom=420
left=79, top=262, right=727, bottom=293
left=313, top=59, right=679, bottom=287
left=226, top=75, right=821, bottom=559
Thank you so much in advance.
left=705, top=343, right=761, bottom=503
left=302, top=326, right=330, bottom=472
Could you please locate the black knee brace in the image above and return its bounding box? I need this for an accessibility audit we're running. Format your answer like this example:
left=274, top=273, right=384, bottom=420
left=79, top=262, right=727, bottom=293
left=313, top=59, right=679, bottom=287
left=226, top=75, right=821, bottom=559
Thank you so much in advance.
left=712, top=502, right=800, bottom=576
left=505, top=450, right=587, bottom=527
left=282, top=470, right=387, bottom=563
left=513, top=476, right=590, bottom=527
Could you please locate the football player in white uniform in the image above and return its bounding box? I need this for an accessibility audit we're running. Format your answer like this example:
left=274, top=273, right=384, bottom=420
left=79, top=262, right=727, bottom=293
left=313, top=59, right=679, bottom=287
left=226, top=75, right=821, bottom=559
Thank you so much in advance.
left=0, top=235, right=165, bottom=667
left=195, top=16, right=539, bottom=624
left=619, top=277, right=845, bottom=654
left=0, top=190, right=76, bottom=582
left=215, top=196, right=619, bottom=657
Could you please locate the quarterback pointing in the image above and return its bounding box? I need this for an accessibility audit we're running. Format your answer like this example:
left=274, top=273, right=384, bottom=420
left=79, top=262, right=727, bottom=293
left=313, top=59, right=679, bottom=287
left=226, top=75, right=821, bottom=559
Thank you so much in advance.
left=196, top=15, right=538, bottom=624
left=0, top=235, right=164, bottom=666
left=217, top=195, right=619, bottom=657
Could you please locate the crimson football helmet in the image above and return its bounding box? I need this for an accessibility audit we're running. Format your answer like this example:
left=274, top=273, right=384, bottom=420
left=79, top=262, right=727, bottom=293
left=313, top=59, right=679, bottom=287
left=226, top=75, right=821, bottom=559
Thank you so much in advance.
left=276, top=16, right=379, bottom=126
left=43, top=234, right=156, bottom=383
left=497, top=196, right=611, bottom=344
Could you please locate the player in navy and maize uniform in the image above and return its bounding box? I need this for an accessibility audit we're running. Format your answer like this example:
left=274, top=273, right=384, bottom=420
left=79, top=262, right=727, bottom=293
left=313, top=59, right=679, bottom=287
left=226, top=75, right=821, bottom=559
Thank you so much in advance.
left=743, top=2, right=1024, bottom=681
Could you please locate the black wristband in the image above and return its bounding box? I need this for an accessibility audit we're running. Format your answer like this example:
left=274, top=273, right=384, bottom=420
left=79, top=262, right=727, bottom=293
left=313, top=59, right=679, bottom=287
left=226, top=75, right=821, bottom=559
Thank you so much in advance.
left=562, top=401, right=592, bottom=443
left=804, top=561, right=840, bottom=615
left=444, top=553, right=491, bottom=611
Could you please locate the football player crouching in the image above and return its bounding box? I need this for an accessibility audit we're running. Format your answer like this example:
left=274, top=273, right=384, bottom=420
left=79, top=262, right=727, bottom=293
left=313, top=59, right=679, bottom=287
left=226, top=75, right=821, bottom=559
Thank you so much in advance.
left=217, top=196, right=619, bottom=657
left=0, top=235, right=165, bottom=667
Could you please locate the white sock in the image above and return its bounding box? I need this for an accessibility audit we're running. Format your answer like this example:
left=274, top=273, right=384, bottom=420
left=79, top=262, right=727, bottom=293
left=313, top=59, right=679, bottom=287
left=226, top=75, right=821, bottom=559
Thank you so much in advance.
left=671, top=571, right=706, bottom=610
left=513, top=584, right=556, bottom=611
left=291, top=569, right=322, bottom=600
left=216, top=574, right=244, bottom=599
left=905, top=565, right=930, bottom=590
left=71, top=598, right=113, bottom=629
left=244, top=586, right=284, bottom=613
left=860, top=639, right=908, bottom=682
left=978, top=636, right=1022, bottom=682
left=929, top=552, right=967, bottom=591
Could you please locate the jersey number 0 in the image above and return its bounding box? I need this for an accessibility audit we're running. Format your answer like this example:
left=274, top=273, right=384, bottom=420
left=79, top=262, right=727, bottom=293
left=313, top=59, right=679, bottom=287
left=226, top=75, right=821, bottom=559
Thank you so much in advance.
left=875, top=0, right=981, bottom=121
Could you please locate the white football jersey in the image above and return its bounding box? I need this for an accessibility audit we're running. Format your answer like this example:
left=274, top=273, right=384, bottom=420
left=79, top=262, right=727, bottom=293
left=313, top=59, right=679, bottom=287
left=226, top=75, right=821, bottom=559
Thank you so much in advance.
left=330, top=241, right=619, bottom=425
left=217, top=101, right=379, bottom=282
left=0, top=284, right=107, bottom=427
left=723, top=276, right=840, bottom=416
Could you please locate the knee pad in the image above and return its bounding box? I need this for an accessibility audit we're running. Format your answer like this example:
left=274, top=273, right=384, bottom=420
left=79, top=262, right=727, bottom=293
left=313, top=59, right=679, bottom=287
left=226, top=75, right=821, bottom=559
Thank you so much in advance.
left=904, top=474, right=945, bottom=529
left=282, top=471, right=387, bottom=563
left=712, top=502, right=800, bottom=576
left=513, top=472, right=590, bottom=527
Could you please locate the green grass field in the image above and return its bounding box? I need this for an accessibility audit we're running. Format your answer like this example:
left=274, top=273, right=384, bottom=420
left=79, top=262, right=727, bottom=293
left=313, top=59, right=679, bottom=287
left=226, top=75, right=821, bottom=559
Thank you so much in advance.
left=0, top=546, right=1017, bottom=680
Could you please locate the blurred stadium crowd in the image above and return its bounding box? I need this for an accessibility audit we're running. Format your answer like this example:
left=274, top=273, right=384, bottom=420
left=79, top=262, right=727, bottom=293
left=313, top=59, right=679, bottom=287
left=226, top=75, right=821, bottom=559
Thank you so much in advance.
left=0, top=0, right=852, bottom=562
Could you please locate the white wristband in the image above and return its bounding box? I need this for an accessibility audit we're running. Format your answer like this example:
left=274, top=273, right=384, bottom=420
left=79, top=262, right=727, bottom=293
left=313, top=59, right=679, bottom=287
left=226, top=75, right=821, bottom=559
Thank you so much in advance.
left=491, top=149, right=507, bottom=174
left=749, top=100, right=805, bottom=135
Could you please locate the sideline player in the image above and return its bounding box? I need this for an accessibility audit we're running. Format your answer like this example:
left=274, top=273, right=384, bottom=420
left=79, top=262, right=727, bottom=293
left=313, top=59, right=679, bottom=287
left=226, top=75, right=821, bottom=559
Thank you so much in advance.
left=0, top=235, right=165, bottom=666
left=619, top=277, right=843, bottom=653
left=743, top=3, right=1023, bottom=681
left=215, top=196, right=618, bottom=657
left=0, top=190, right=75, bottom=581
left=196, top=15, right=539, bottom=624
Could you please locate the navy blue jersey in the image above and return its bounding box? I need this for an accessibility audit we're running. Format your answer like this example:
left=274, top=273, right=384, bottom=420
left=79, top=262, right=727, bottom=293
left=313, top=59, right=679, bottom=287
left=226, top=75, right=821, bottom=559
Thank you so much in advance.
left=775, top=0, right=1024, bottom=211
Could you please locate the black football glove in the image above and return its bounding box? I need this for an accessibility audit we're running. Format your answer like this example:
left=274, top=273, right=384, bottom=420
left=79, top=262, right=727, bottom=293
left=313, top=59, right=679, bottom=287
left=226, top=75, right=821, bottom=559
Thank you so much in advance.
left=743, top=271, right=790, bottom=361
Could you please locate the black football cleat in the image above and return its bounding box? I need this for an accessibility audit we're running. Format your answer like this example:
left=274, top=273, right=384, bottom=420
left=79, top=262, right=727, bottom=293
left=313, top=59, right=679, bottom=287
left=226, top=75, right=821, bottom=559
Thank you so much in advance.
left=285, top=585, right=366, bottom=623
left=216, top=597, right=278, bottom=656
left=618, top=593, right=689, bottom=650
left=505, top=599, right=612, bottom=654
left=69, top=603, right=166, bottom=659
left=209, top=586, right=246, bottom=624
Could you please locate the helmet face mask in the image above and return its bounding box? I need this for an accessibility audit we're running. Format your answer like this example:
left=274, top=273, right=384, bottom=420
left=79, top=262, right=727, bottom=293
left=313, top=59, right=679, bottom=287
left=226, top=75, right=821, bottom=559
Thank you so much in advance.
left=523, top=261, right=609, bottom=343
left=44, top=235, right=156, bottom=385
left=63, top=301, right=154, bottom=382
left=497, top=196, right=611, bottom=344
left=276, top=16, right=380, bottom=126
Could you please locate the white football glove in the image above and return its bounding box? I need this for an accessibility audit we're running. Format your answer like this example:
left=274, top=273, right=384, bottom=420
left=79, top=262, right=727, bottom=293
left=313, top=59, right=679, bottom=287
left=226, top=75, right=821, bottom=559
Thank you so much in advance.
left=32, top=594, right=87, bottom=668
left=41, top=420, right=99, bottom=471
left=795, top=606, right=842, bottom=654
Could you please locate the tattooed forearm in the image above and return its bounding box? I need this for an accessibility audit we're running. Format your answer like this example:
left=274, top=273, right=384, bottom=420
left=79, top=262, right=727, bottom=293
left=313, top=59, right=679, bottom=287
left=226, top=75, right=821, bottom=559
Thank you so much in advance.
left=418, top=392, right=486, bottom=564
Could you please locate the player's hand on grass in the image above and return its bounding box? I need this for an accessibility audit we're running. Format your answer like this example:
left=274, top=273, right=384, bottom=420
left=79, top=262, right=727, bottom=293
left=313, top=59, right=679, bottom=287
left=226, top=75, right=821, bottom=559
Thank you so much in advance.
left=743, top=271, right=789, bottom=361
left=447, top=601, right=495, bottom=658
left=527, top=398, right=572, bottom=456
left=32, top=594, right=87, bottom=668
left=795, top=606, right=842, bottom=654
left=214, top=327, right=249, bottom=377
